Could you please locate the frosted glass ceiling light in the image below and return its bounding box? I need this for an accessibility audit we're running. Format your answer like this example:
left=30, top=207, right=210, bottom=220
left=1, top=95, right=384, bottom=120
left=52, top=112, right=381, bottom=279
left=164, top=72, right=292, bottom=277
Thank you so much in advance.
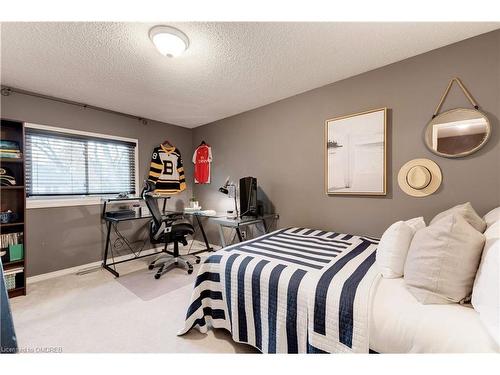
left=149, top=25, right=189, bottom=58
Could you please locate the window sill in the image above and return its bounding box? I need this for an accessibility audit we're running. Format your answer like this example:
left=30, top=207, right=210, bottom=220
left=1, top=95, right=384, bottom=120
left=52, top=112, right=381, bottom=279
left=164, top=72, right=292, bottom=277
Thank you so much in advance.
left=27, top=196, right=102, bottom=209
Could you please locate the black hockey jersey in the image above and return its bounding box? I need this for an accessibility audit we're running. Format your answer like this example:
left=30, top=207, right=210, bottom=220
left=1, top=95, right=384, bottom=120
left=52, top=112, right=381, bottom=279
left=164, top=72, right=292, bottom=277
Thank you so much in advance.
left=147, top=145, right=186, bottom=194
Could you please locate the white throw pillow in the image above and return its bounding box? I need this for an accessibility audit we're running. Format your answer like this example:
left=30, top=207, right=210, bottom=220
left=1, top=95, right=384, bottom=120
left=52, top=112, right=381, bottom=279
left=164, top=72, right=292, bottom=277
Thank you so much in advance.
left=404, top=213, right=486, bottom=304
left=431, top=202, right=486, bottom=233
left=483, top=207, right=500, bottom=228
left=376, top=217, right=425, bottom=278
left=405, top=217, right=426, bottom=232
left=484, top=221, right=500, bottom=240
left=472, top=238, right=500, bottom=346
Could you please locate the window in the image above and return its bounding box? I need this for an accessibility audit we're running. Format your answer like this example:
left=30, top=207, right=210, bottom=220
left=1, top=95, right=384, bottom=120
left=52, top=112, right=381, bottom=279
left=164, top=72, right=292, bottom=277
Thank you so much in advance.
left=26, top=126, right=137, bottom=197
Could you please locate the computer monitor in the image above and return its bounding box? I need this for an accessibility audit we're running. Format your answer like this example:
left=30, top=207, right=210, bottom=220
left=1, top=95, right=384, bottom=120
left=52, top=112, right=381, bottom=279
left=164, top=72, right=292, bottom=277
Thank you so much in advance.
left=239, top=177, right=257, bottom=217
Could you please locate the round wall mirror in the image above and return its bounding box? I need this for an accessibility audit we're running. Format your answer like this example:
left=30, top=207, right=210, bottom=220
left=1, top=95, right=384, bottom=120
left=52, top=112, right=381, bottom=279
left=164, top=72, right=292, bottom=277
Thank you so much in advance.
left=424, top=108, right=491, bottom=158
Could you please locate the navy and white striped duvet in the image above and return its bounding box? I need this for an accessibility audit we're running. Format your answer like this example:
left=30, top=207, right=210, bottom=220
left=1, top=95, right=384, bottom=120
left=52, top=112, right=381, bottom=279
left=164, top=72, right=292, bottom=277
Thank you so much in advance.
left=178, top=227, right=380, bottom=353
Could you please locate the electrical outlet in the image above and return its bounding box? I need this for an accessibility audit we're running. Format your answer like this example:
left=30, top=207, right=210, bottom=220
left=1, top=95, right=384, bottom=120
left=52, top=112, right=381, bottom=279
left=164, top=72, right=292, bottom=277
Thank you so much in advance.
left=240, top=230, right=247, bottom=240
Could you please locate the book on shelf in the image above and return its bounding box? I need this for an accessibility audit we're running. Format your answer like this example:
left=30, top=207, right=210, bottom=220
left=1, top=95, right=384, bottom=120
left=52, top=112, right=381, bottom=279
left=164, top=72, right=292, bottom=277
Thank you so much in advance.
left=0, top=141, right=22, bottom=159
left=0, top=152, right=22, bottom=159
left=4, top=267, right=24, bottom=275
left=0, top=232, right=23, bottom=249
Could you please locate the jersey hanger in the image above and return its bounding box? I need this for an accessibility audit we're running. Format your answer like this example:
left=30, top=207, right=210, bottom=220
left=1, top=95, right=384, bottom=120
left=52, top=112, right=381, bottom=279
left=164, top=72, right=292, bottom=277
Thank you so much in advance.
left=162, top=139, right=174, bottom=148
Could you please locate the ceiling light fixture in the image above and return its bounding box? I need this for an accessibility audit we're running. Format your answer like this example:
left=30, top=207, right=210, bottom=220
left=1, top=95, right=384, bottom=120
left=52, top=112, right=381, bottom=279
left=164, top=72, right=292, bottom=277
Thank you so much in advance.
left=149, top=25, right=189, bottom=58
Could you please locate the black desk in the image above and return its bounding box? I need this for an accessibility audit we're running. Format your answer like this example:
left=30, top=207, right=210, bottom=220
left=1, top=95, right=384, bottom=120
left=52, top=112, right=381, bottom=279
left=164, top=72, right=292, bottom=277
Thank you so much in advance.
left=211, top=214, right=278, bottom=247
left=101, top=197, right=214, bottom=277
left=102, top=211, right=158, bottom=277
left=181, top=211, right=221, bottom=253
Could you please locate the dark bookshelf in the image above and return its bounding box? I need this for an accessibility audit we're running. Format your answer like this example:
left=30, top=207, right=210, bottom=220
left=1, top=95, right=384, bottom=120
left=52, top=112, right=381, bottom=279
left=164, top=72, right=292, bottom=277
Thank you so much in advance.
left=1, top=185, right=25, bottom=190
left=1, top=118, right=27, bottom=298
left=0, top=158, right=23, bottom=163
left=1, top=222, right=25, bottom=228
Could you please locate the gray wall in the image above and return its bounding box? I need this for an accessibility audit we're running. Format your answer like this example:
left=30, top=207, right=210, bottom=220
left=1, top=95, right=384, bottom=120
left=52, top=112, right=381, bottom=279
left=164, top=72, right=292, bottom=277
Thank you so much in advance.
left=1, top=93, right=194, bottom=276
left=2, top=30, right=499, bottom=276
left=193, top=30, right=500, bottom=243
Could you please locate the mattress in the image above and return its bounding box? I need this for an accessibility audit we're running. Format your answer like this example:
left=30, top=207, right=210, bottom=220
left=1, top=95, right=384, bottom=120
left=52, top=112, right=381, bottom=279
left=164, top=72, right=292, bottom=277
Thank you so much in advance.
left=369, top=277, right=500, bottom=353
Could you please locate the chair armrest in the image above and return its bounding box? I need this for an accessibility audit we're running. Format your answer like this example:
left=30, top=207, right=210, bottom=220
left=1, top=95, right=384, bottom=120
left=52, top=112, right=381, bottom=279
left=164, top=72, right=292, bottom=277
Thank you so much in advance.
left=161, top=212, right=185, bottom=221
left=158, top=212, right=185, bottom=227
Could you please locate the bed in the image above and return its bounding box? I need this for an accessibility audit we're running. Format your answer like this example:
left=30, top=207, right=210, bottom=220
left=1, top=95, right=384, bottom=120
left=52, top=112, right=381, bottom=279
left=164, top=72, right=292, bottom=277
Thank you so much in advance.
left=370, top=278, right=499, bottom=353
left=179, top=227, right=499, bottom=353
left=179, top=227, right=380, bottom=353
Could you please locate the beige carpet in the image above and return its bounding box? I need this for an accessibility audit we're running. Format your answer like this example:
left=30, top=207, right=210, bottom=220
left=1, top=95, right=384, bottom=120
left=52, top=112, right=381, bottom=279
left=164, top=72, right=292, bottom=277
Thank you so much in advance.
left=9, top=247, right=258, bottom=353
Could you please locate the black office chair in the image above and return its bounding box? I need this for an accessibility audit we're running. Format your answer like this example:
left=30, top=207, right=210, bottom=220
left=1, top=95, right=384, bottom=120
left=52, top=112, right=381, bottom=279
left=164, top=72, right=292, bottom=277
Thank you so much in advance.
left=142, top=181, right=199, bottom=279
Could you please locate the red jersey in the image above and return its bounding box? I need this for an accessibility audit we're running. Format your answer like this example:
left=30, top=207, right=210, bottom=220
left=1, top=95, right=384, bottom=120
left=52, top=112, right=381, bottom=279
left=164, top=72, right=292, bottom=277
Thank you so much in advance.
left=193, top=144, right=212, bottom=184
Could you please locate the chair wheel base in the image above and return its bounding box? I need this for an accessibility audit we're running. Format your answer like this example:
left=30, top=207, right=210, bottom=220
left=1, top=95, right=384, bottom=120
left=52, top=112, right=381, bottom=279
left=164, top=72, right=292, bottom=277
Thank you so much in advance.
left=150, top=252, right=194, bottom=279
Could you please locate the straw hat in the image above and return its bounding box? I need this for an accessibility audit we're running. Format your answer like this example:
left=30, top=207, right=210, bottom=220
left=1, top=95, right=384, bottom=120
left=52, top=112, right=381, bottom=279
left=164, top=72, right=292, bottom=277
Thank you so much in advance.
left=398, top=158, right=442, bottom=197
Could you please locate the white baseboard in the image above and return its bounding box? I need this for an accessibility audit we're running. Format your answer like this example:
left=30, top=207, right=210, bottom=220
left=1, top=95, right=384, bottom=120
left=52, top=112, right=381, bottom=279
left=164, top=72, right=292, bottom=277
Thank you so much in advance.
left=27, top=248, right=158, bottom=284
left=27, top=240, right=217, bottom=285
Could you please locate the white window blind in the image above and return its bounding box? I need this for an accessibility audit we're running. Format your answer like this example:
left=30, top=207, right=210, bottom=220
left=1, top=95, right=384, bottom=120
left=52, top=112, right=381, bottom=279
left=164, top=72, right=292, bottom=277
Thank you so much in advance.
left=26, top=129, right=136, bottom=196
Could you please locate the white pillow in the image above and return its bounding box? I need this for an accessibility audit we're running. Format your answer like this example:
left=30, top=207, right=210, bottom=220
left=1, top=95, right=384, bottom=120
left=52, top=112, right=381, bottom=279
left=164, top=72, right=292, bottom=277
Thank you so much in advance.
left=484, top=221, right=500, bottom=240
left=406, top=217, right=426, bottom=231
left=376, top=217, right=425, bottom=278
left=472, top=238, right=500, bottom=346
left=484, top=207, right=500, bottom=228
left=404, top=213, right=485, bottom=304
left=431, top=202, right=486, bottom=233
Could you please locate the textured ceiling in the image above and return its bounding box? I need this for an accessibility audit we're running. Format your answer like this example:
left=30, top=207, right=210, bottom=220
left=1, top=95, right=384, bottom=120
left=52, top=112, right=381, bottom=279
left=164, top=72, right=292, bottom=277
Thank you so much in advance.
left=1, top=22, right=498, bottom=128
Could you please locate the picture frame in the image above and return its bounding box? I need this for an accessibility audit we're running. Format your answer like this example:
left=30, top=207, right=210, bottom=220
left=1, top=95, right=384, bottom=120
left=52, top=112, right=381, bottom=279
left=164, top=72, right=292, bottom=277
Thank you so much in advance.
left=325, top=107, right=387, bottom=195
